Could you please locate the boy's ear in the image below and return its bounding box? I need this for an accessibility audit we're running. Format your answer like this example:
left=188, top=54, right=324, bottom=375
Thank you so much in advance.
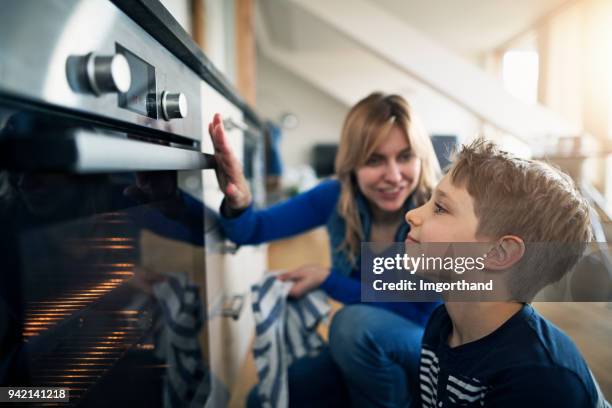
left=484, top=236, right=525, bottom=270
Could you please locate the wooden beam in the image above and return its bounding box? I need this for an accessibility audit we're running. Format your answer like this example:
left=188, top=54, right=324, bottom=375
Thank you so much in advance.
left=190, top=0, right=205, bottom=50
left=235, top=0, right=256, bottom=105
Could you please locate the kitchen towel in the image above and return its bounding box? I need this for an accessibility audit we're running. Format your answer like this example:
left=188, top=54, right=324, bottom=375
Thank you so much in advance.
left=153, top=273, right=211, bottom=408
left=251, top=273, right=330, bottom=408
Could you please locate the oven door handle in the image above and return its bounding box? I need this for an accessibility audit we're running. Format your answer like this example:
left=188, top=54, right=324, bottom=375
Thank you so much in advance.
left=1, top=129, right=217, bottom=173
left=73, top=131, right=217, bottom=172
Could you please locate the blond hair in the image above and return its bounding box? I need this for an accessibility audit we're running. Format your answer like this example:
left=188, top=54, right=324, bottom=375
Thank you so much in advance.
left=449, top=138, right=593, bottom=298
left=335, top=92, right=440, bottom=261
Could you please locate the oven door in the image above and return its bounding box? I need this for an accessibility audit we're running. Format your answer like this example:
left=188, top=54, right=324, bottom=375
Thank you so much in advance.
left=0, top=107, right=214, bottom=407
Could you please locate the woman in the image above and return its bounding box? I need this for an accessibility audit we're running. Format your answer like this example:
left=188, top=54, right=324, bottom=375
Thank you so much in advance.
left=210, top=93, right=440, bottom=407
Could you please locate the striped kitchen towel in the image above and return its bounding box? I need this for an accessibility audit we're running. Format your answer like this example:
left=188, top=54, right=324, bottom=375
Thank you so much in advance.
left=251, top=273, right=330, bottom=408
left=153, top=273, right=211, bottom=408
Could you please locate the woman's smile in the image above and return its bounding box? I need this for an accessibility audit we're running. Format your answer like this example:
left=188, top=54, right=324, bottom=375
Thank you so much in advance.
left=376, top=185, right=406, bottom=201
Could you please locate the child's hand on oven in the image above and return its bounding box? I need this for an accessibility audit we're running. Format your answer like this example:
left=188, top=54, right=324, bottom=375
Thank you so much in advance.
left=208, top=113, right=252, bottom=212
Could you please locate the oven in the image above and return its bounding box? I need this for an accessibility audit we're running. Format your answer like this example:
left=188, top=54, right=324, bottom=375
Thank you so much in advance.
left=0, top=1, right=216, bottom=406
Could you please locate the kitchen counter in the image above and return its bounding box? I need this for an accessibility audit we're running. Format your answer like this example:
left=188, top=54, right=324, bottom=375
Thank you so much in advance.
left=110, top=0, right=263, bottom=129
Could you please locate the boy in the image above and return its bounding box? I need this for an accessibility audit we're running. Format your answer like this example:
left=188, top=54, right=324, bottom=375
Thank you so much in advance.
left=405, top=139, right=609, bottom=407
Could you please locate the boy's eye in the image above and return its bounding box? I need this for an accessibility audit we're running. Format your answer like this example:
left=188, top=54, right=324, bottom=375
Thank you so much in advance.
left=434, top=202, right=447, bottom=214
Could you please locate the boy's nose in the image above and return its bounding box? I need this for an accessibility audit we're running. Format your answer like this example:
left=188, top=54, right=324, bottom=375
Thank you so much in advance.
left=405, top=208, right=421, bottom=227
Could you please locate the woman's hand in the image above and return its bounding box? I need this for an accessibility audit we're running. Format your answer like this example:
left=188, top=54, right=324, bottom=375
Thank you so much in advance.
left=278, top=264, right=330, bottom=298
left=208, top=113, right=252, bottom=211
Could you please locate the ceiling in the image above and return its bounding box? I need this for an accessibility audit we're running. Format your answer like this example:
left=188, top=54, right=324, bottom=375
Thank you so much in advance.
left=254, top=0, right=577, bottom=144
left=372, top=0, right=572, bottom=55
left=259, top=0, right=573, bottom=58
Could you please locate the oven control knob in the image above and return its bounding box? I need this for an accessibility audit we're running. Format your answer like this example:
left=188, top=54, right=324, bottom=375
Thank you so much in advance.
left=85, top=53, right=131, bottom=95
left=160, top=91, right=188, bottom=120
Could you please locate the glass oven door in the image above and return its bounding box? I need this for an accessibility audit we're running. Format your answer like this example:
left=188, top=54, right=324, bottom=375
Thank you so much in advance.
left=0, top=107, right=212, bottom=407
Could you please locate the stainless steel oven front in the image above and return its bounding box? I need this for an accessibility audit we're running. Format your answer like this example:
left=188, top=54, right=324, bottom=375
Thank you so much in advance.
left=0, top=1, right=214, bottom=406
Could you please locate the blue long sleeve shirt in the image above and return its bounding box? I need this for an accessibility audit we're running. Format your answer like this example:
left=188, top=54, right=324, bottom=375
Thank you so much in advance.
left=219, top=179, right=439, bottom=326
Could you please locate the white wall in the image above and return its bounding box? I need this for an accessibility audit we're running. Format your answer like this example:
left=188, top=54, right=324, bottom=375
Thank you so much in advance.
left=159, top=0, right=237, bottom=83
left=255, top=52, right=482, bottom=168
left=159, top=0, right=192, bottom=33
left=256, top=53, right=348, bottom=167
left=204, top=0, right=236, bottom=82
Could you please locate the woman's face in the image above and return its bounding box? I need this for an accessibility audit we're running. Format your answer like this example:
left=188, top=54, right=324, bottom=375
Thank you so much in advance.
left=355, top=126, right=421, bottom=215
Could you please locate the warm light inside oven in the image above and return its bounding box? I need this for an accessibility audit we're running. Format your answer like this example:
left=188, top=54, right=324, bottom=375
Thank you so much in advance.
left=23, top=273, right=135, bottom=338
left=29, top=317, right=145, bottom=400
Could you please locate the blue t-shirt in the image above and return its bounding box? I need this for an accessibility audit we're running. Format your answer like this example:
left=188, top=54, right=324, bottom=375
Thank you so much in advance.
left=219, top=179, right=439, bottom=326
left=416, top=304, right=609, bottom=407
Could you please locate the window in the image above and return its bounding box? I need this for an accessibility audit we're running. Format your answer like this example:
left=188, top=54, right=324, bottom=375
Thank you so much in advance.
left=502, top=50, right=539, bottom=105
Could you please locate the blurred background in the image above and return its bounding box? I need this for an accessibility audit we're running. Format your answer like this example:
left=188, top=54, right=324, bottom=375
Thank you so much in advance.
left=159, top=0, right=611, bottom=404
left=163, top=0, right=612, bottom=200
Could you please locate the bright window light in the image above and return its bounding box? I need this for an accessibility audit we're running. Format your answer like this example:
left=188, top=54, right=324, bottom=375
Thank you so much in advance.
left=502, top=50, right=539, bottom=105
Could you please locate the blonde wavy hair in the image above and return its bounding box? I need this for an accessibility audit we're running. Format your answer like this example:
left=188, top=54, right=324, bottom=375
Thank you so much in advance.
left=335, top=92, right=440, bottom=261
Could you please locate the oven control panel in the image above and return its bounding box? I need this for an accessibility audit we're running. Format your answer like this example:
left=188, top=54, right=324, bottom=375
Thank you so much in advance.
left=116, top=44, right=156, bottom=117
left=0, top=0, right=201, bottom=142
left=67, top=44, right=190, bottom=122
